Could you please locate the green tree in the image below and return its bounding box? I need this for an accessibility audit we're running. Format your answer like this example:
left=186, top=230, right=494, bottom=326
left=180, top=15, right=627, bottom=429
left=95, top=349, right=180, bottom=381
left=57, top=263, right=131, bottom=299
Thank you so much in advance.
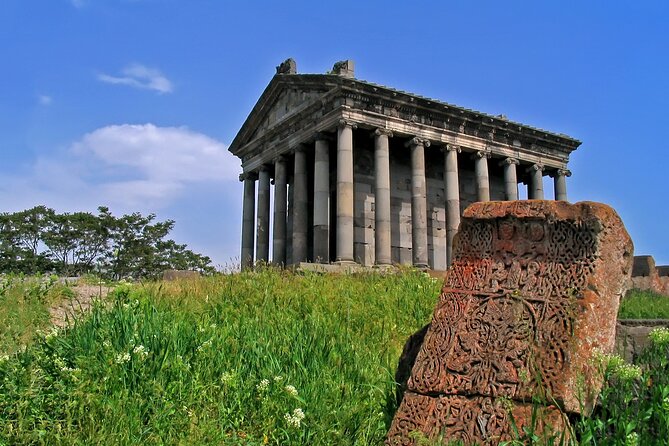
left=0, top=206, right=214, bottom=279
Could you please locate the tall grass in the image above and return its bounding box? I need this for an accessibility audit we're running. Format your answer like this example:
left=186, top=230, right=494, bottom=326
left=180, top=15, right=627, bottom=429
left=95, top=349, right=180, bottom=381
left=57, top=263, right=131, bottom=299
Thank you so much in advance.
left=619, top=289, right=669, bottom=319
left=0, top=268, right=439, bottom=445
left=0, top=275, right=73, bottom=355
left=2, top=271, right=669, bottom=445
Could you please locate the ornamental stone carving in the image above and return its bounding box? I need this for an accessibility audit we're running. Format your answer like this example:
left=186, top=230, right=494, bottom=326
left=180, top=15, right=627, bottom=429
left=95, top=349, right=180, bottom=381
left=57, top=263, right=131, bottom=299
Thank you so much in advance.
left=387, top=200, right=633, bottom=445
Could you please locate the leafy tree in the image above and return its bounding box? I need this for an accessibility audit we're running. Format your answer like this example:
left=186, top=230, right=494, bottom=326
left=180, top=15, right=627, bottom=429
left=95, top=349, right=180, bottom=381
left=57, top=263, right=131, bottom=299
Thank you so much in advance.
left=42, top=208, right=110, bottom=275
left=0, top=206, right=214, bottom=279
left=0, top=206, right=53, bottom=273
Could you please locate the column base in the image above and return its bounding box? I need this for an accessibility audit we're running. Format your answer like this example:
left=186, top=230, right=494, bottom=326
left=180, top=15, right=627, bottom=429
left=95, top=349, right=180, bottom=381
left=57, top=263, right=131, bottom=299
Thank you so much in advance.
left=413, top=263, right=430, bottom=271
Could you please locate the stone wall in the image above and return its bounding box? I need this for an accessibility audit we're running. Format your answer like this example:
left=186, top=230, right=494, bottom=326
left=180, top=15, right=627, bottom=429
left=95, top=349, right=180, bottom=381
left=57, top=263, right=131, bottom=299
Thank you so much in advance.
left=630, top=255, right=669, bottom=296
left=616, top=319, right=669, bottom=362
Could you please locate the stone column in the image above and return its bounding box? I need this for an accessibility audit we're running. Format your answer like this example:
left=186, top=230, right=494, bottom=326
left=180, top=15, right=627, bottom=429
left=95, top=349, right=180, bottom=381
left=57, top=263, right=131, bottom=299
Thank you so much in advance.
left=528, top=164, right=545, bottom=200
left=474, top=150, right=491, bottom=202
left=553, top=169, right=571, bottom=201
left=444, top=144, right=460, bottom=267
left=336, top=120, right=356, bottom=263
left=240, top=172, right=257, bottom=270
left=407, top=137, right=430, bottom=269
left=292, top=146, right=309, bottom=264
left=502, top=157, right=519, bottom=201
left=313, top=134, right=330, bottom=263
left=256, top=166, right=271, bottom=263
left=374, top=128, right=393, bottom=266
left=272, top=156, right=287, bottom=265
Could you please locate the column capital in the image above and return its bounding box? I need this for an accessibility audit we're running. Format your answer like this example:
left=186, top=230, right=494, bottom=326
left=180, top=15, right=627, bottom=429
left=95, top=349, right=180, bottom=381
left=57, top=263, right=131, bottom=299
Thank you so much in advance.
left=239, top=171, right=258, bottom=182
left=290, top=144, right=309, bottom=155
left=258, top=164, right=270, bottom=173
left=338, top=119, right=358, bottom=129
left=501, top=157, right=519, bottom=166
left=373, top=128, right=394, bottom=138
left=274, top=154, right=287, bottom=164
left=557, top=168, right=572, bottom=177
left=314, top=131, right=333, bottom=142
left=526, top=163, right=544, bottom=173
left=445, top=143, right=461, bottom=153
left=405, top=137, right=431, bottom=148
left=473, top=150, right=491, bottom=159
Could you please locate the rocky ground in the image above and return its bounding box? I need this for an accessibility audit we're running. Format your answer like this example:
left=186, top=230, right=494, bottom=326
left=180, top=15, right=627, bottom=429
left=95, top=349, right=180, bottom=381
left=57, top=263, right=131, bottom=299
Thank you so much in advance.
left=49, top=283, right=112, bottom=328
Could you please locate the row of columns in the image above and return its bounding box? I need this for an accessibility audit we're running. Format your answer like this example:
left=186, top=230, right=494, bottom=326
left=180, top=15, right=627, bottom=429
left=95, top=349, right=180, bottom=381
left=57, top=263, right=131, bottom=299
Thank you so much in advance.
left=241, top=123, right=571, bottom=270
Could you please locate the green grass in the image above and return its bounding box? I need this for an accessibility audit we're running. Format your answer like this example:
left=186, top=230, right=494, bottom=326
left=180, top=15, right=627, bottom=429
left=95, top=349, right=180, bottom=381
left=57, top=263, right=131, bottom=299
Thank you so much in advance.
left=0, top=268, right=439, bottom=445
left=619, top=289, right=669, bottom=319
left=0, top=275, right=73, bottom=355
left=1, top=271, right=669, bottom=445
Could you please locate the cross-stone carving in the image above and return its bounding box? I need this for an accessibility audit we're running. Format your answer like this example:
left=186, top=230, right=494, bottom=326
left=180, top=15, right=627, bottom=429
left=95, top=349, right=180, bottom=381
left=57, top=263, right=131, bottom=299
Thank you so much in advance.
left=387, top=200, right=633, bottom=445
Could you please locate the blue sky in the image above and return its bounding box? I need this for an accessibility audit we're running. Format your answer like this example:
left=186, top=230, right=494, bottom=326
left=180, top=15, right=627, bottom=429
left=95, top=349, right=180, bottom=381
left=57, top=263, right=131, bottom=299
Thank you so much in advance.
left=1, top=1, right=668, bottom=266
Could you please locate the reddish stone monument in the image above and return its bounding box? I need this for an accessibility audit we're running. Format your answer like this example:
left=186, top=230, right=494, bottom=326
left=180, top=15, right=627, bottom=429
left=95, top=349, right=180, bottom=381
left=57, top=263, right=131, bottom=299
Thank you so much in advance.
left=387, top=201, right=633, bottom=445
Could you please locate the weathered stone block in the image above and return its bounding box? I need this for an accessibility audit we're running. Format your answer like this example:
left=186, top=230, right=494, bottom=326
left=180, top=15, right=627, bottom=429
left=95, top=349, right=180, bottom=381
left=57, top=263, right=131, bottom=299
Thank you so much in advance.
left=162, top=270, right=200, bottom=281
left=632, top=255, right=655, bottom=277
left=387, top=200, right=633, bottom=445
left=399, top=247, right=412, bottom=265
left=388, top=392, right=568, bottom=446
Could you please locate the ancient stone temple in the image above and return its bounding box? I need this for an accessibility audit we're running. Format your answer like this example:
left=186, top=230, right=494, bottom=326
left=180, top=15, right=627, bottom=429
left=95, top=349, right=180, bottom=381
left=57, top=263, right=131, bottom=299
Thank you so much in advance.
left=229, top=59, right=581, bottom=270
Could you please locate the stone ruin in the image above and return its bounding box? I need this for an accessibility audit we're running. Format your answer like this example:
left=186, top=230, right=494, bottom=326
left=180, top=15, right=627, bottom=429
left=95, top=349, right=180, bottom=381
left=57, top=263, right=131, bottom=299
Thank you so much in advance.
left=630, top=255, right=669, bottom=296
left=387, top=200, right=633, bottom=445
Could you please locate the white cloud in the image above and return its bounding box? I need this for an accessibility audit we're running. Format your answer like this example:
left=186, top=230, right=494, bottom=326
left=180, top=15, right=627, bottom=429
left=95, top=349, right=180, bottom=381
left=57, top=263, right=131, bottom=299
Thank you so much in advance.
left=0, top=123, right=240, bottom=212
left=38, top=95, right=52, bottom=106
left=0, top=124, right=243, bottom=265
left=98, top=64, right=174, bottom=94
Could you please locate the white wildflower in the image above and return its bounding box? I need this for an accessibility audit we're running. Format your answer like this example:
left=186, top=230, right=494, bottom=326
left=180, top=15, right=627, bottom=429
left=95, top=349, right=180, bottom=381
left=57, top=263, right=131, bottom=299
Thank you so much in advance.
left=45, top=327, right=59, bottom=341
left=273, top=375, right=283, bottom=382
left=625, top=431, right=639, bottom=446
left=197, top=339, right=213, bottom=351
left=284, top=408, right=305, bottom=428
left=649, top=327, right=669, bottom=348
left=221, top=371, right=235, bottom=385
left=606, top=355, right=642, bottom=382
left=209, top=323, right=217, bottom=329
left=132, top=344, right=150, bottom=360
left=284, top=385, right=298, bottom=397
left=256, top=378, right=270, bottom=392
left=103, top=340, right=112, bottom=348
left=115, top=352, right=131, bottom=364
left=0, top=354, right=9, bottom=363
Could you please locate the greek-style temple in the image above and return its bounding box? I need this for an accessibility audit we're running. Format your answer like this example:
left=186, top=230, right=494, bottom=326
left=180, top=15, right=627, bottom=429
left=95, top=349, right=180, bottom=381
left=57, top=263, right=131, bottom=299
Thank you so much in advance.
left=228, top=59, right=581, bottom=271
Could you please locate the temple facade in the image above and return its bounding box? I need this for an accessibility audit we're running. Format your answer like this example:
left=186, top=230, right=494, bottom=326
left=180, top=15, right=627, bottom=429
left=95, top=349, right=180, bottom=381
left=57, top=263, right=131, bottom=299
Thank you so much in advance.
left=228, top=59, right=581, bottom=270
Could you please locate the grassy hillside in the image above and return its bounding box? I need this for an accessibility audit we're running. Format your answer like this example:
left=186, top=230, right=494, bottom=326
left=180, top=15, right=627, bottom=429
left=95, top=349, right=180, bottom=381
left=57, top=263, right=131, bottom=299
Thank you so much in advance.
left=1, top=271, right=668, bottom=445
left=0, top=269, right=439, bottom=445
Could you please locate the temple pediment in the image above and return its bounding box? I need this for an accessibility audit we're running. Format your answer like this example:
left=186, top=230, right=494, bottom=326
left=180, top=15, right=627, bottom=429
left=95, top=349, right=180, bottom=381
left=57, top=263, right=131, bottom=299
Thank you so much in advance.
left=229, top=76, right=335, bottom=155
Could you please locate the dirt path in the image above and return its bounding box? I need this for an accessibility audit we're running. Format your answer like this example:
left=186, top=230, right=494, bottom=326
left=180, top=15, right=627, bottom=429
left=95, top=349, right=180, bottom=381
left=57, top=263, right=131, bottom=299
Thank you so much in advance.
left=50, top=284, right=112, bottom=328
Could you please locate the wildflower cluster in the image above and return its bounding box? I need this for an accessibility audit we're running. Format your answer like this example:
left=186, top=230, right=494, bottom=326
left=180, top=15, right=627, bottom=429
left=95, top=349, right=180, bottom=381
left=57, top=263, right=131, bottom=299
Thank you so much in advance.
left=54, top=356, right=79, bottom=374
left=220, top=371, right=235, bottom=385
left=607, top=355, right=642, bottom=382
left=649, top=327, right=669, bottom=348
left=284, top=384, right=298, bottom=397
left=625, top=431, right=639, bottom=446
left=44, top=327, right=60, bottom=341
left=115, top=352, right=131, bottom=364
left=284, top=408, right=305, bottom=428
left=197, top=339, right=212, bottom=352
left=132, top=344, right=150, bottom=360
left=256, top=378, right=270, bottom=392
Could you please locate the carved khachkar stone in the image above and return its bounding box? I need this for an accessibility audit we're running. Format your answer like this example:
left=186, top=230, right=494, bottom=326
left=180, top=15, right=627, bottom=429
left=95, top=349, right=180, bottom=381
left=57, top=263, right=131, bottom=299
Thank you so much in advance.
left=387, top=200, right=634, bottom=445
